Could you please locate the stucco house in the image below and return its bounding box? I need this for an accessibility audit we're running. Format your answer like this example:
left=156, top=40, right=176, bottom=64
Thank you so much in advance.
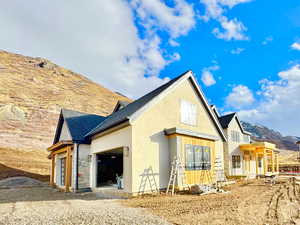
left=47, top=70, right=279, bottom=194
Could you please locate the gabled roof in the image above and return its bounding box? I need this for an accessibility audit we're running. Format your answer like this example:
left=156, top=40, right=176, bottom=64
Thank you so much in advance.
left=218, top=112, right=251, bottom=135
left=53, top=108, right=106, bottom=144
left=86, top=70, right=227, bottom=141
left=218, top=113, right=236, bottom=129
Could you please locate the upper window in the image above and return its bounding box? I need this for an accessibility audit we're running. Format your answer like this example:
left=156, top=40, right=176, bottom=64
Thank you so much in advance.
left=180, top=100, right=197, bottom=126
left=231, top=131, right=240, bottom=142
left=243, top=134, right=250, bottom=143
left=185, top=144, right=211, bottom=170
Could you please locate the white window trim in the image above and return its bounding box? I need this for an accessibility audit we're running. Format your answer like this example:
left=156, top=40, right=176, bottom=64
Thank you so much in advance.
left=180, top=99, right=197, bottom=126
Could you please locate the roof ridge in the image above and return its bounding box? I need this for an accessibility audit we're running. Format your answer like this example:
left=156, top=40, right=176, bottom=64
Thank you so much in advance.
left=85, top=70, right=191, bottom=137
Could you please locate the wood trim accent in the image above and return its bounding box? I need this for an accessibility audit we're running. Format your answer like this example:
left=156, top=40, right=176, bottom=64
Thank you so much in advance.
left=50, top=156, right=55, bottom=186
left=181, top=136, right=215, bottom=185
left=47, top=141, right=73, bottom=152
left=49, top=145, right=73, bottom=158
left=65, top=146, right=72, bottom=192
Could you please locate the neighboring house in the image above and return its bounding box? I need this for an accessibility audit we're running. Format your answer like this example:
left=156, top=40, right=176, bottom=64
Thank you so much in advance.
left=47, top=71, right=279, bottom=194
left=218, top=112, right=252, bottom=177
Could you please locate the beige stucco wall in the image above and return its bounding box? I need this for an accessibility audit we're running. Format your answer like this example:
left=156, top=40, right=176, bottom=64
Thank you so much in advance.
left=224, top=118, right=250, bottom=176
left=59, top=121, right=72, bottom=141
left=90, top=126, right=132, bottom=192
left=131, top=79, right=225, bottom=193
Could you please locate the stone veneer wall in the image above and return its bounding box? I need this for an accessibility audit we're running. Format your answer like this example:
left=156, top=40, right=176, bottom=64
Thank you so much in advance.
left=78, top=144, right=91, bottom=189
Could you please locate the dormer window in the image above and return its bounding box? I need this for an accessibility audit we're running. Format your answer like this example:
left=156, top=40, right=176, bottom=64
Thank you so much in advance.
left=180, top=100, right=197, bottom=126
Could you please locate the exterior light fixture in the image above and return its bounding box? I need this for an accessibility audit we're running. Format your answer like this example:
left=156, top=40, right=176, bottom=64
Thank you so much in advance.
left=124, top=146, right=129, bottom=157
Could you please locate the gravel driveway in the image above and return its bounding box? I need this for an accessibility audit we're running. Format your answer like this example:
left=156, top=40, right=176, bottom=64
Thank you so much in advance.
left=0, top=187, right=171, bottom=225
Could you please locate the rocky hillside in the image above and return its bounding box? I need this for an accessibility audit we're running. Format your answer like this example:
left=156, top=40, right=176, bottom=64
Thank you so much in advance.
left=0, top=50, right=130, bottom=151
left=241, top=121, right=300, bottom=151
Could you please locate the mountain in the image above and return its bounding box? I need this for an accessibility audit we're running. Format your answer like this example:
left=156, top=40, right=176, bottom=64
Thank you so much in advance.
left=0, top=50, right=130, bottom=151
left=241, top=121, right=300, bottom=151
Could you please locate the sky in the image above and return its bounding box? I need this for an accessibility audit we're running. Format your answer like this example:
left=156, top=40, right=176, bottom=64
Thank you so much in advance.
left=1, top=0, right=300, bottom=136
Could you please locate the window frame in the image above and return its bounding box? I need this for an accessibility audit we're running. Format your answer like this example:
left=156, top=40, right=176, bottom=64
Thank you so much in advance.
left=185, top=144, right=211, bottom=171
left=180, top=99, right=197, bottom=126
left=232, top=155, right=241, bottom=169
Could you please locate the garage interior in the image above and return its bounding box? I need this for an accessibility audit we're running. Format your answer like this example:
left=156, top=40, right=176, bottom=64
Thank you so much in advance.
left=96, top=148, right=123, bottom=188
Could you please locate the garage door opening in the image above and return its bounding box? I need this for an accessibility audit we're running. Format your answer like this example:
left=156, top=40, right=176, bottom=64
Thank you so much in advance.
left=96, top=148, right=123, bottom=188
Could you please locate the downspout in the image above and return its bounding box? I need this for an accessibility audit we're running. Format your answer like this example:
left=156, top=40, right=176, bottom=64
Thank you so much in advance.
left=75, top=143, right=79, bottom=191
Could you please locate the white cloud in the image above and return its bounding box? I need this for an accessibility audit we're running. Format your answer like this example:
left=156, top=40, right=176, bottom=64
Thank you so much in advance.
left=291, top=42, right=300, bottom=51
left=201, top=65, right=219, bottom=86
left=237, top=65, right=300, bottom=135
left=226, top=85, right=254, bottom=109
left=0, top=0, right=195, bottom=99
left=262, top=36, right=273, bottom=45
left=201, top=71, right=216, bottom=86
left=130, top=0, right=195, bottom=38
left=169, top=39, right=180, bottom=47
left=213, top=17, right=248, bottom=41
left=230, top=47, right=244, bottom=54
left=201, top=0, right=251, bottom=41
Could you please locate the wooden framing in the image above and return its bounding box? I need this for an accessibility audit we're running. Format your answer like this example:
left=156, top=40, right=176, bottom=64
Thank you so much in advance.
left=239, top=142, right=279, bottom=176
left=180, top=135, right=215, bottom=185
left=48, top=142, right=73, bottom=192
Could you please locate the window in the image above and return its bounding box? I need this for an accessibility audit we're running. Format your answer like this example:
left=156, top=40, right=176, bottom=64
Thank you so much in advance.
left=258, top=157, right=262, bottom=168
left=231, top=131, right=240, bottom=142
left=185, top=144, right=211, bottom=170
left=243, top=134, right=250, bottom=143
left=181, top=100, right=197, bottom=126
left=60, top=157, right=66, bottom=186
left=232, top=155, right=241, bottom=168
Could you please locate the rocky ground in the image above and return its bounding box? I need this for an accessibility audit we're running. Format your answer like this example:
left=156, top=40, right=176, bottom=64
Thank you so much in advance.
left=124, top=178, right=300, bottom=225
left=0, top=187, right=170, bottom=225
left=0, top=147, right=49, bottom=182
left=1, top=178, right=300, bottom=225
left=0, top=50, right=130, bottom=151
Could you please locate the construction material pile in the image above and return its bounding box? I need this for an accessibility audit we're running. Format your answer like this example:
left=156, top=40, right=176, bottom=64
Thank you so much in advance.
left=190, top=184, right=229, bottom=195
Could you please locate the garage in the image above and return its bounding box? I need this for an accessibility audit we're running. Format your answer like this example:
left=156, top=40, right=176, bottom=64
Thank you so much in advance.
left=96, top=148, right=123, bottom=188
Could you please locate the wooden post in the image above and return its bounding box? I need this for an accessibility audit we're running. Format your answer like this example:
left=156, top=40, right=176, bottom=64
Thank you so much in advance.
left=263, top=149, right=267, bottom=175
left=50, top=155, right=55, bottom=186
left=276, top=154, right=279, bottom=172
left=272, top=151, right=275, bottom=173
left=65, top=147, right=72, bottom=192
left=255, top=153, right=258, bottom=176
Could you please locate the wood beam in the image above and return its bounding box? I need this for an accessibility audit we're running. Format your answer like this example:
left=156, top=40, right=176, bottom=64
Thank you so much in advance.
left=263, top=149, right=267, bottom=174
left=65, top=146, right=72, bottom=192
left=50, top=156, right=55, bottom=186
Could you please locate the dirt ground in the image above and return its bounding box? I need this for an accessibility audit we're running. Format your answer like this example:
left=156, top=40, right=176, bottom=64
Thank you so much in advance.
left=0, top=187, right=170, bottom=225
left=123, top=178, right=300, bottom=225
left=0, top=147, right=50, bottom=182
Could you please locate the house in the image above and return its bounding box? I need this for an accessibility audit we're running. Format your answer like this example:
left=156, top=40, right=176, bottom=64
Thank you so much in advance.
left=47, top=70, right=279, bottom=194
left=215, top=110, right=279, bottom=177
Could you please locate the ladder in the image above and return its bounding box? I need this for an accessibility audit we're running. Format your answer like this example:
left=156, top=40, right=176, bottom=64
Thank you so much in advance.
left=166, top=156, right=189, bottom=195
left=214, top=157, right=227, bottom=188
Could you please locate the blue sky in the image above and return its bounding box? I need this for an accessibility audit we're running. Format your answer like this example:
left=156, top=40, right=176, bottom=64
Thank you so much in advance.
left=1, top=0, right=300, bottom=135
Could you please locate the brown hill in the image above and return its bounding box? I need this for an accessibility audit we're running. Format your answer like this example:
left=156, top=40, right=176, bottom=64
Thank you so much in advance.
left=0, top=50, right=130, bottom=151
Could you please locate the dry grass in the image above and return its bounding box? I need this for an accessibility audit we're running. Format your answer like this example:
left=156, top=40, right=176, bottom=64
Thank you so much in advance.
left=0, top=147, right=50, bottom=182
left=123, top=179, right=300, bottom=225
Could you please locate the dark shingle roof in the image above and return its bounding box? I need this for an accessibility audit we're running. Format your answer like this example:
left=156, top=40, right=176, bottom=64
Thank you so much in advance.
left=86, top=71, right=189, bottom=137
left=112, top=100, right=131, bottom=113
left=56, top=109, right=106, bottom=144
left=218, top=113, right=236, bottom=129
